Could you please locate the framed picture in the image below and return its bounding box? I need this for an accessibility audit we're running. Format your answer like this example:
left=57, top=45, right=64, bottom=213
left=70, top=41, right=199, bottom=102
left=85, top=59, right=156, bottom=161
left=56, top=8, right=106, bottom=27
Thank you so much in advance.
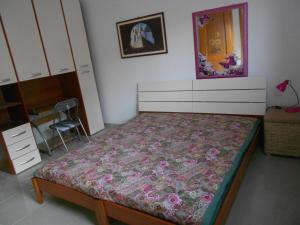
left=192, top=3, right=248, bottom=79
left=116, top=12, right=168, bottom=58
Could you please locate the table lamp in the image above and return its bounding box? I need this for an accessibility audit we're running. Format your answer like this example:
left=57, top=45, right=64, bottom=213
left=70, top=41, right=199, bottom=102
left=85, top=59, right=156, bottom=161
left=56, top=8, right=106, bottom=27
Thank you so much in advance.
left=276, top=80, right=300, bottom=113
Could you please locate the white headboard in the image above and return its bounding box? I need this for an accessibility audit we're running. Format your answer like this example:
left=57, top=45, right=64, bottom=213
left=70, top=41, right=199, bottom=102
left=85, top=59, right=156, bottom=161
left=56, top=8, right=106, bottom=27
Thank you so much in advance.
left=138, top=77, right=266, bottom=115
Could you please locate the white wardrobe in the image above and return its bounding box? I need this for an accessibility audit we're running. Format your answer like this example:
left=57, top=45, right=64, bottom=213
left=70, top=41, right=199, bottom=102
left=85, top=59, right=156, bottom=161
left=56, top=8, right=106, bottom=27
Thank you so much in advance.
left=0, top=0, right=104, bottom=135
left=61, top=0, right=105, bottom=134
left=0, top=0, right=49, bottom=81
left=0, top=20, right=17, bottom=86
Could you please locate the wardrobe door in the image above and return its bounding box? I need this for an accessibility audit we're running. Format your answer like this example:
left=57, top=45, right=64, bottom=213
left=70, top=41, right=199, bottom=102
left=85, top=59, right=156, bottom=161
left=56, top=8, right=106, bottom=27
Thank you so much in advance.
left=62, top=0, right=104, bottom=134
left=32, top=0, right=75, bottom=76
left=0, top=18, right=17, bottom=86
left=0, top=0, right=49, bottom=81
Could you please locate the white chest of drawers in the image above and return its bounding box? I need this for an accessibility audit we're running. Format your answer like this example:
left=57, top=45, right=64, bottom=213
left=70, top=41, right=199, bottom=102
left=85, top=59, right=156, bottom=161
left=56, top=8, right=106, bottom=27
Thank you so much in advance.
left=1, top=123, right=41, bottom=174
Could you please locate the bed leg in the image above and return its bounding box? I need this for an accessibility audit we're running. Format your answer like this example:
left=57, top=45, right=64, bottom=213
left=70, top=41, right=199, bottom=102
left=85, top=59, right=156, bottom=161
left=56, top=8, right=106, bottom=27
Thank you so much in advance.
left=95, top=200, right=109, bottom=225
left=32, top=178, right=44, bottom=204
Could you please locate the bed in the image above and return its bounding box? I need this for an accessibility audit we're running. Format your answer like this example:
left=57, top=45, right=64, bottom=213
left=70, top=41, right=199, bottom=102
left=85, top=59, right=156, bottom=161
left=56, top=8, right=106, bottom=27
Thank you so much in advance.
left=32, top=77, right=266, bottom=225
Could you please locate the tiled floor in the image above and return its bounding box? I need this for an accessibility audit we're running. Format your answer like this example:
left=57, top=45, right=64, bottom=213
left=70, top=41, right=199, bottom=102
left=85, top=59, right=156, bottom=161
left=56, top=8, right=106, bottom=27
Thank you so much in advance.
left=0, top=138, right=300, bottom=225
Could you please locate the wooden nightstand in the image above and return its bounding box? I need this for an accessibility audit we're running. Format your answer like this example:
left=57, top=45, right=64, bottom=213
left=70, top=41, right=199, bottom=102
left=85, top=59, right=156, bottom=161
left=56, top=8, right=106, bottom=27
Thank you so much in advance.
left=264, top=107, right=300, bottom=157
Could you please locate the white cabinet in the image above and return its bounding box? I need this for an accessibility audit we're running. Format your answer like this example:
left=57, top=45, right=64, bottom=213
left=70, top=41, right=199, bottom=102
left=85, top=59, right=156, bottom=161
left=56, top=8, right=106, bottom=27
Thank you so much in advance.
left=62, top=0, right=104, bottom=134
left=2, top=123, right=41, bottom=174
left=77, top=70, right=104, bottom=134
left=32, top=0, right=75, bottom=76
left=0, top=0, right=49, bottom=81
left=0, top=20, right=17, bottom=86
left=61, top=0, right=91, bottom=69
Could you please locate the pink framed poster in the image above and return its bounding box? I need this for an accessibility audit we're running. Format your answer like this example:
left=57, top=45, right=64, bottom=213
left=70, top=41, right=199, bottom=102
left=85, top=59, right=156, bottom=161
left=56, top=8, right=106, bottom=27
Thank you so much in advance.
left=192, top=3, right=248, bottom=79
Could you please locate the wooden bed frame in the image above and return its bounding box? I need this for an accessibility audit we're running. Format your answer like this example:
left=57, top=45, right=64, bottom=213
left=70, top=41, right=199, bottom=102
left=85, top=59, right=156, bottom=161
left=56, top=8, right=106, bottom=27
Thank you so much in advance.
left=32, top=78, right=266, bottom=225
left=32, top=126, right=260, bottom=225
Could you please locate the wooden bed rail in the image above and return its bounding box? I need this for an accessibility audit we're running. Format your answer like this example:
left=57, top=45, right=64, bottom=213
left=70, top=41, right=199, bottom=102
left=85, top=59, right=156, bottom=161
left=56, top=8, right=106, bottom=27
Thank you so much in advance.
left=32, top=177, right=174, bottom=225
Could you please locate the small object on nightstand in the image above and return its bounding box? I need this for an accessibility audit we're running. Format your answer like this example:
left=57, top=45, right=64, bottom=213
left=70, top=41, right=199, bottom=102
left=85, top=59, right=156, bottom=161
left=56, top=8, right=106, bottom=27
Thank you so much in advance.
left=276, top=80, right=300, bottom=113
left=264, top=107, right=300, bottom=157
left=285, top=107, right=300, bottom=113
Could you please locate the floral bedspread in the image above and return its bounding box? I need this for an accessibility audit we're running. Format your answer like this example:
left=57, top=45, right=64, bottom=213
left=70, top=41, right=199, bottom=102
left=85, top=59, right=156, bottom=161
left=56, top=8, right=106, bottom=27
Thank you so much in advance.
left=35, top=113, right=258, bottom=225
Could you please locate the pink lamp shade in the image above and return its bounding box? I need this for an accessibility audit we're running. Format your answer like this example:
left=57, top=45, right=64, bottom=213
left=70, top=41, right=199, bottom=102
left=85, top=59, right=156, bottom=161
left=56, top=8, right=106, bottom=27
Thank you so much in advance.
left=276, top=80, right=289, bottom=92
left=276, top=79, right=300, bottom=113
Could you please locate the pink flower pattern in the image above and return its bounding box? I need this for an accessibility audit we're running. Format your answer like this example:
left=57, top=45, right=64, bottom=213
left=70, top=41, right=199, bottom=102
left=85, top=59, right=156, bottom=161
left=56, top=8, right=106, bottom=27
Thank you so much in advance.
left=168, top=193, right=182, bottom=205
left=35, top=113, right=257, bottom=225
left=103, top=174, right=113, bottom=182
left=201, top=193, right=214, bottom=204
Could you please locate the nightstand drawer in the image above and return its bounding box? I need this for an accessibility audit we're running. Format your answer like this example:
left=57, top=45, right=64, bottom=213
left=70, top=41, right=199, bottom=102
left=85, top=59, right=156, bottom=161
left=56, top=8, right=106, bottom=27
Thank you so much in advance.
left=12, top=150, right=41, bottom=174
left=2, top=123, right=33, bottom=145
left=7, top=137, right=37, bottom=160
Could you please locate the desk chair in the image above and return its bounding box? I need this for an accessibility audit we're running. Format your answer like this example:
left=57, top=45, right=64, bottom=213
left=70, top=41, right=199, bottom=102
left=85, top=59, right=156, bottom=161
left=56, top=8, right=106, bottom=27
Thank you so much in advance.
left=49, top=98, right=90, bottom=151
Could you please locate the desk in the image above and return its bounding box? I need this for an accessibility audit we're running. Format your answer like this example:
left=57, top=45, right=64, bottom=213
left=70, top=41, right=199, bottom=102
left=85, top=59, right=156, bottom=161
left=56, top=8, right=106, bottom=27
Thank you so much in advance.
left=0, top=72, right=90, bottom=173
left=29, top=100, right=80, bottom=155
left=29, top=108, right=55, bottom=155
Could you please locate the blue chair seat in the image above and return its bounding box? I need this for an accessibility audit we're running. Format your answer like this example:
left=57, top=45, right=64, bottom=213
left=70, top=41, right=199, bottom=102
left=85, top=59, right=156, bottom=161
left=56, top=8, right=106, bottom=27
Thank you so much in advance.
left=60, top=120, right=81, bottom=128
left=49, top=123, right=72, bottom=132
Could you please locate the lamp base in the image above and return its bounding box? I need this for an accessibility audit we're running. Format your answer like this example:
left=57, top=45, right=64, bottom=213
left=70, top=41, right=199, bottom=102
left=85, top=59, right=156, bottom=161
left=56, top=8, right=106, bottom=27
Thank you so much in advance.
left=284, top=107, right=300, bottom=113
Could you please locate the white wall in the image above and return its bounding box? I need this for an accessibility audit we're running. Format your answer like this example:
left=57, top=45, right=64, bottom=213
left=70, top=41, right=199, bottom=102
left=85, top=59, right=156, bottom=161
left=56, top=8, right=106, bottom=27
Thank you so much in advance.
left=80, top=0, right=300, bottom=124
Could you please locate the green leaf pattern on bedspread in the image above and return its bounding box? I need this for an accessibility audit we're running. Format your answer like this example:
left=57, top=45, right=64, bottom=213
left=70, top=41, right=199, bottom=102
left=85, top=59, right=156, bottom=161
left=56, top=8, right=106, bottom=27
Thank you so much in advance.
left=35, top=113, right=257, bottom=225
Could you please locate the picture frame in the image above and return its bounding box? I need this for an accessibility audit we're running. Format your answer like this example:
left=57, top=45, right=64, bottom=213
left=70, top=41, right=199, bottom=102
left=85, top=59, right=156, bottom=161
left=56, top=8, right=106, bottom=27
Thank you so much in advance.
left=192, top=3, right=248, bottom=79
left=116, top=12, right=168, bottom=58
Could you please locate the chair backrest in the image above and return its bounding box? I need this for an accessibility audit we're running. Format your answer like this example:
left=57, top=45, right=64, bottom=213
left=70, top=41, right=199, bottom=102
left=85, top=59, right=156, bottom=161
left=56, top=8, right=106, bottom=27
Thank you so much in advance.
left=54, top=98, right=79, bottom=121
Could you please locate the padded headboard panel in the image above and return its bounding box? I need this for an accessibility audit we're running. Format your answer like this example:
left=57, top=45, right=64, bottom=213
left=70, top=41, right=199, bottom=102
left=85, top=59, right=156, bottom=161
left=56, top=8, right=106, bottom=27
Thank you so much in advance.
left=138, top=77, right=266, bottom=115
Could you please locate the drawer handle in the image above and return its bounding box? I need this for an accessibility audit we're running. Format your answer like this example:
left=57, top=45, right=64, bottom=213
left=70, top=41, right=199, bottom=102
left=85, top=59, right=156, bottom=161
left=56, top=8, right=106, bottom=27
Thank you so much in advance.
left=20, top=157, right=35, bottom=166
left=0, top=78, right=11, bottom=83
left=81, top=70, right=90, bottom=74
left=11, top=130, right=26, bottom=138
left=79, top=64, right=89, bottom=68
left=59, top=68, right=69, bottom=72
left=30, top=73, right=42, bottom=78
left=16, top=144, right=31, bottom=152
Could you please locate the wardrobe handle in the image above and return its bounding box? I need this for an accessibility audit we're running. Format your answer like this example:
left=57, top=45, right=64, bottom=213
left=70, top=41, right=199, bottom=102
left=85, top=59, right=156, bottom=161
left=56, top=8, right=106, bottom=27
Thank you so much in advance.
left=30, top=73, right=42, bottom=78
left=81, top=70, right=90, bottom=74
left=11, top=130, right=26, bottom=138
left=20, top=157, right=35, bottom=165
left=16, top=144, right=31, bottom=152
left=0, top=78, right=11, bottom=83
left=79, top=64, right=89, bottom=68
left=59, top=68, right=69, bottom=72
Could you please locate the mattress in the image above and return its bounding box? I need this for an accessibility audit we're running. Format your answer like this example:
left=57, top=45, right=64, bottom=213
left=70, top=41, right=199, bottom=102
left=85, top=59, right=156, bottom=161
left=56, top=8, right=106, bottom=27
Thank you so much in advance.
left=35, top=113, right=260, bottom=225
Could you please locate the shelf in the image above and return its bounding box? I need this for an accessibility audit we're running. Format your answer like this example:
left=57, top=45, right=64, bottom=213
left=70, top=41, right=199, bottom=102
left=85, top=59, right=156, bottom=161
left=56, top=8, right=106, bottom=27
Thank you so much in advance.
left=0, top=121, right=26, bottom=132
left=0, top=102, right=22, bottom=110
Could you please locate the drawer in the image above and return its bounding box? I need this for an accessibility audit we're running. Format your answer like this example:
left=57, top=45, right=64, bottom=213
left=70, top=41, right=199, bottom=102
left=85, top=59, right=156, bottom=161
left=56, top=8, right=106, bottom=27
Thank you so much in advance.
left=12, top=150, right=41, bottom=174
left=2, top=123, right=33, bottom=146
left=7, top=137, right=38, bottom=160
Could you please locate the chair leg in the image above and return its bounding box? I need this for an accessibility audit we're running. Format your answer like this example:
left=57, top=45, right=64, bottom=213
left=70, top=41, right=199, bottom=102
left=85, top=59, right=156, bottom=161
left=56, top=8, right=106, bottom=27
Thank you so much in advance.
left=44, top=139, right=52, bottom=156
left=77, top=118, right=90, bottom=142
left=52, top=129, right=56, bottom=149
left=56, top=128, right=69, bottom=152
left=31, top=123, right=52, bottom=155
left=75, top=127, right=82, bottom=141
